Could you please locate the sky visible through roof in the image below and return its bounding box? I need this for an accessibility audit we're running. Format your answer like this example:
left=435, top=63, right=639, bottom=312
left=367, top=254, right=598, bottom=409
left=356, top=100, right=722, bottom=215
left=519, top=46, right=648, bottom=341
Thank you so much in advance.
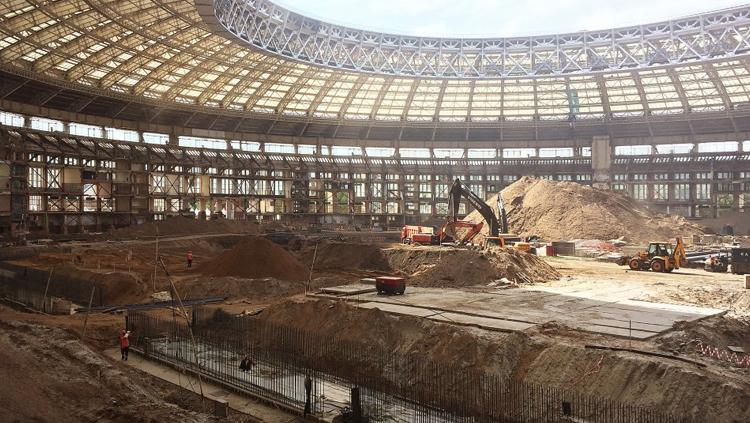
left=275, top=0, right=749, bottom=37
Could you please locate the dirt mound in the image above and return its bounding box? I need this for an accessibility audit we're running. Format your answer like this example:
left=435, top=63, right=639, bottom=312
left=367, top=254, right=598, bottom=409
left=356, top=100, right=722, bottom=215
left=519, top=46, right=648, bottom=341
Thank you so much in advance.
left=97, top=217, right=260, bottom=240
left=298, top=240, right=391, bottom=271
left=466, top=177, right=705, bottom=243
left=384, top=246, right=560, bottom=287
left=200, top=236, right=308, bottom=281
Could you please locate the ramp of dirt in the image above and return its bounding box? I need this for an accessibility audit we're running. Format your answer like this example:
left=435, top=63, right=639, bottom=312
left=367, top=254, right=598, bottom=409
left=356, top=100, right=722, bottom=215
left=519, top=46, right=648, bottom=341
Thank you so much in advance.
left=200, top=236, right=308, bottom=281
left=465, top=177, right=705, bottom=243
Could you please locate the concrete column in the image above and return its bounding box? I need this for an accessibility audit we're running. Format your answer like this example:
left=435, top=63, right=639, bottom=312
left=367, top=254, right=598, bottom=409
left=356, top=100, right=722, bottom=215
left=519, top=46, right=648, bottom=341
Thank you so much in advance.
left=591, top=136, right=612, bottom=189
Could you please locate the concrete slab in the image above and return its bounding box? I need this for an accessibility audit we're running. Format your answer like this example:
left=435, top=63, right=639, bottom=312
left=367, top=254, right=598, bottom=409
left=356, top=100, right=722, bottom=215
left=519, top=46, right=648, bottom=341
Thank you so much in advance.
left=320, top=284, right=377, bottom=295
left=430, top=312, right=536, bottom=332
left=357, top=302, right=440, bottom=318
left=575, top=324, right=657, bottom=340
left=323, top=282, right=726, bottom=339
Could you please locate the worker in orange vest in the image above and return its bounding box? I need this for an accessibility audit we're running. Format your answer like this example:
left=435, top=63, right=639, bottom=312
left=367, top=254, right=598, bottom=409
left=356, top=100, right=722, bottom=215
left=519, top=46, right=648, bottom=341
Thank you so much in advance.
left=186, top=250, right=193, bottom=268
left=119, top=329, right=130, bottom=361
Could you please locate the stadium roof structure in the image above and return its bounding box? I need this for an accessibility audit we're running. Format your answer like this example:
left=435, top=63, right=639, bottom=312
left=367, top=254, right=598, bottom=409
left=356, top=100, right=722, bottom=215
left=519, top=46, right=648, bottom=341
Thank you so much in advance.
left=2, top=0, right=750, bottom=145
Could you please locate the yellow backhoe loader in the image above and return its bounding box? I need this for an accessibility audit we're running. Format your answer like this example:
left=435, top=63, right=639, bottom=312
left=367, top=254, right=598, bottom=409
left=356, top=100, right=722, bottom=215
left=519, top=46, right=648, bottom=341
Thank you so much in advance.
left=626, top=238, right=687, bottom=273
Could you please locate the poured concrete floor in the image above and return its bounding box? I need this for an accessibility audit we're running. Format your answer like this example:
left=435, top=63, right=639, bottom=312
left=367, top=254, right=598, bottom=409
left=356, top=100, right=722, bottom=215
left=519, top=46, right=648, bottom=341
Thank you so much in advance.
left=316, top=259, right=732, bottom=339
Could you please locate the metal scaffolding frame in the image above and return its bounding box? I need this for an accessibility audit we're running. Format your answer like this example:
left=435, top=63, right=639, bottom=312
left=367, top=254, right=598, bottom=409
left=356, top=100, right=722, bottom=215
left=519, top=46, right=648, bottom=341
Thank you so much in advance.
left=3, top=0, right=750, bottom=132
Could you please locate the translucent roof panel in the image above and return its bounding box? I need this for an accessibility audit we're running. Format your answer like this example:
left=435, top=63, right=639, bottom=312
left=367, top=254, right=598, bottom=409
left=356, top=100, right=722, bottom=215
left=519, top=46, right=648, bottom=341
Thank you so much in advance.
left=0, top=0, right=747, bottom=127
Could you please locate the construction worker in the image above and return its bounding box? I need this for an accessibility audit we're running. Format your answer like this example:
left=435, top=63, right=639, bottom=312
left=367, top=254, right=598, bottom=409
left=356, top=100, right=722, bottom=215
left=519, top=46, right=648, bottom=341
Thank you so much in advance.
left=304, top=374, right=312, bottom=416
left=119, top=329, right=130, bottom=361
left=239, top=355, right=254, bottom=372
left=186, top=250, right=193, bottom=268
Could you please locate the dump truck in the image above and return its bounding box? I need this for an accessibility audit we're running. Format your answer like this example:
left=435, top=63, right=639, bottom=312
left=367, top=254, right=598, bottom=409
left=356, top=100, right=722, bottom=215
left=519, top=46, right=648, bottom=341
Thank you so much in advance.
left=625, top=238, right=687, bottom=272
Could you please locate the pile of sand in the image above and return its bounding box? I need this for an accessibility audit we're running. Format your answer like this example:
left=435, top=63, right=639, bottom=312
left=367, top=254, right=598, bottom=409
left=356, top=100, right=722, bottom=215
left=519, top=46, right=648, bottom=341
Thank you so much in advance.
left=298, top=240, right=391, bottom=271
left=97, top=217, right=260, bottom=240
left=465, top=177, right=705, bottom=243
left=384, top=246, right=560, bottom=287
left=200, top=236, right=308, bottom=281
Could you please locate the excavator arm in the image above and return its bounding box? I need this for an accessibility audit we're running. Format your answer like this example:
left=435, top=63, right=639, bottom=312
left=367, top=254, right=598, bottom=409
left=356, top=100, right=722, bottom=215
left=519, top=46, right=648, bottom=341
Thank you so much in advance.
left=673, top=237, right=687, bottom=267
left=448, top=179, right=505, bottom=237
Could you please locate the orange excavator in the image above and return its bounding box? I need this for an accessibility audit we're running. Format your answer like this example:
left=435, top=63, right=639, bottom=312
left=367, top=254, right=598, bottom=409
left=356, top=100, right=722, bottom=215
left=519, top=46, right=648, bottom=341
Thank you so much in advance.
left=440, top=179, right=509, bottom=246
left=400, top=179, right=511, bottom=247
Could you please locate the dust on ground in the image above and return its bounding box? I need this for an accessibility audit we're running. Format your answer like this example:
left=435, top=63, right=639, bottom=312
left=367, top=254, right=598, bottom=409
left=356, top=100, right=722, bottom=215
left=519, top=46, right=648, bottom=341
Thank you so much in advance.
left=466, top=176, right=705, bottom=243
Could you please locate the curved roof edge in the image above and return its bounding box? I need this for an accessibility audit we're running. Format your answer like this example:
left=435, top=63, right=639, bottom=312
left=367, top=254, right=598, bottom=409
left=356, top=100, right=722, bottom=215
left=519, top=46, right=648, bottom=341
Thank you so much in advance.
left=200, top=0, right=750, bottom=78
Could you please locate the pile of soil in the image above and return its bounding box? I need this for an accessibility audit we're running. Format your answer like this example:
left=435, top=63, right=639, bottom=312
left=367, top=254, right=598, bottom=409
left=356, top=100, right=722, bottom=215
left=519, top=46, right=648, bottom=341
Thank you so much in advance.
left=298, top=240, right=391, bottom=271
left=96, top=217, right=260, bottom=240
left=465, top=177, right=705, bottom=243
left=200, top=236, right=308, bottom=281
left=384, top=246, right=560, bottom=286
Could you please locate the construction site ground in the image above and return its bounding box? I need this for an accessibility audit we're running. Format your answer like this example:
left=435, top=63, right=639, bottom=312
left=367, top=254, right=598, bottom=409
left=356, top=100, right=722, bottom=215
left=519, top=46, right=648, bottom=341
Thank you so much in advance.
left=1, top=232, right=749, bottom=422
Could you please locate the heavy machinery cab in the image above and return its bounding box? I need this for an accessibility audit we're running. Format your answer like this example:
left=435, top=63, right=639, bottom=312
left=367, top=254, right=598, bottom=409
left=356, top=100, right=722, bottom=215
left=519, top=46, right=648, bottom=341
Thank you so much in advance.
left=647, top=242, right=673, bottom=258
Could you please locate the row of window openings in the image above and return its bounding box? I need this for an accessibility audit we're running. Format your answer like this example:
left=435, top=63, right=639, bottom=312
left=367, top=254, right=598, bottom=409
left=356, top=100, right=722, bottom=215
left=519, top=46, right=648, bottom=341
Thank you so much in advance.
left=8, top=111, right=750, bottom=159
left=612, top=183, right=724, bottom=201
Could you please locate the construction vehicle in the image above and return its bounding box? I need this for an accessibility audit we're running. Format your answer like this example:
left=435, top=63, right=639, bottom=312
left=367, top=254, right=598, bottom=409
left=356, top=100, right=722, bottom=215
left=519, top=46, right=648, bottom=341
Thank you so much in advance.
left=400, top=179, right=518, bottom=247
left=400, top=225, right=439, bottom=245
left=626, top=238, right=687, bottom=272
left=442, top=178, right=513, bottom=247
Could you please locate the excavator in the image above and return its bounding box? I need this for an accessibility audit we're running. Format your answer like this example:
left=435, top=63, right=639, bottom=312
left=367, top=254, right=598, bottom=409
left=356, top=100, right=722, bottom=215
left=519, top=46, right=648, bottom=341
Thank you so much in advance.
left=400, top=179, right=515, bottom=247
left=626, top=238, right=687, bottom=272
left=441, top=178, right=512, bottom=247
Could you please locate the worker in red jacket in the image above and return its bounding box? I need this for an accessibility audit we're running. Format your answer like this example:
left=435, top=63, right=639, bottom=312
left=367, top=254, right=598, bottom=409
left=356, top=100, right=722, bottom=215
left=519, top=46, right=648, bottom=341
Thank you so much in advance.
left=119, top=329, right=131, bottom=361
left=186, top=250, right=193, bottom=268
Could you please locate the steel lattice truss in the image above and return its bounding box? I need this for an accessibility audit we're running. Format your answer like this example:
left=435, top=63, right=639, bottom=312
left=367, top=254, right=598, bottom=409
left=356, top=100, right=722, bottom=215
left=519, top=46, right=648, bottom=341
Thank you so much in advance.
left=213, top=0, right=750, bottom=78
left=2, top=0, right=750, bottom=125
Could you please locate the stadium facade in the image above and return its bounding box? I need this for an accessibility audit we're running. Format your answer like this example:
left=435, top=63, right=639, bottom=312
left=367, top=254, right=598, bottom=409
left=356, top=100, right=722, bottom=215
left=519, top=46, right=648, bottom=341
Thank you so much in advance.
left=0, top=0, right=749, bottom=235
